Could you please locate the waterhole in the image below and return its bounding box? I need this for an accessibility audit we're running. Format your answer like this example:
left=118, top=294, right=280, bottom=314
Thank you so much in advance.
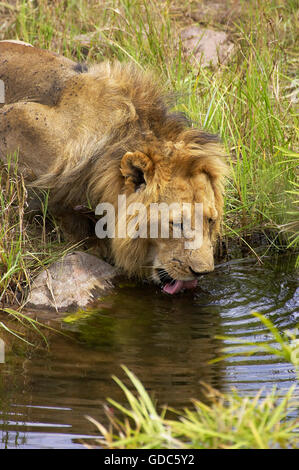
left=0, top=255, right=298, bottom=448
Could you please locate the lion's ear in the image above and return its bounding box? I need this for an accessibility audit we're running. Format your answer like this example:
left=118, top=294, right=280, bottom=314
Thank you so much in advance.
left=120, top=151, right=154, bottom=191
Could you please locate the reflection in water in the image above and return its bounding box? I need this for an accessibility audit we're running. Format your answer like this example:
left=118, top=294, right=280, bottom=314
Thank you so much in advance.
left=0, top=255, right=298, bottom=448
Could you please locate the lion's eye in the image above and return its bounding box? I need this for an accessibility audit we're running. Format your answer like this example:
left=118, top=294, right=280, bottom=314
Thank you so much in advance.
left=208, top=218, right=216, bottom=226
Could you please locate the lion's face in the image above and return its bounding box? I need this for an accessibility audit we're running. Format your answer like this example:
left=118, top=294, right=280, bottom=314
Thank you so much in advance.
left=112, top=135, right=227, bottom=294
left=147, top=172, right=219, bottom=294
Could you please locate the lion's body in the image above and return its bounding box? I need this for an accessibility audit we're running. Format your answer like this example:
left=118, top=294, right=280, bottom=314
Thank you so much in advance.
left=0, top=41, right=228, bottom=289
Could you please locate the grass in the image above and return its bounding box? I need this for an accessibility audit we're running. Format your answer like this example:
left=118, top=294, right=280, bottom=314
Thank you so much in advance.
left=0, top=154, right=28, bottom=305
left=0, top=155, right=79, bottom=344
left=0, top=307, right=58, bottom=348
left=86, top=313, right=299, bottom=449
left=0, top=155, right=78, bottom=307
left=0, top=0, right=298, bottom=302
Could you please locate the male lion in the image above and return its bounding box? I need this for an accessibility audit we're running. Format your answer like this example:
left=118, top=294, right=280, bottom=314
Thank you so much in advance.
left=0, top=41, right=228, bottom=294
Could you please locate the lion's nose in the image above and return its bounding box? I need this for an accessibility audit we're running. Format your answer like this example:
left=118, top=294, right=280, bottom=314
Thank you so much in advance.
left=189, top=266, right=212, bottom=276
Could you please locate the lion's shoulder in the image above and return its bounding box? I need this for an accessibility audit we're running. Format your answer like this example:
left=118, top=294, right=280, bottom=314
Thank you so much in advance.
left=0, top=42, right=83, bottom=106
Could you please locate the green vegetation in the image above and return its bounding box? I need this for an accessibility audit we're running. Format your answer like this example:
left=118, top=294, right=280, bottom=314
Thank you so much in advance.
left=0, top=155, right=78, bottom=342
left=0, top=155, right=79, bottom=307
left=0, top=0, right=298, bottom=301
left=86, top=314, right=299, bottom=449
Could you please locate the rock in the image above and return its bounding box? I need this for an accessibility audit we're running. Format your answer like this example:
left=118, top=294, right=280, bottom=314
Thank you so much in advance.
left=180, top=26, right=234, bottom=67
left=26, top=252, right=118, bottom=311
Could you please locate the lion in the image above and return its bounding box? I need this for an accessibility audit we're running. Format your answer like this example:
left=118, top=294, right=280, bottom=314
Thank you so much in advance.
left=0, top=41, right=228, bottom=294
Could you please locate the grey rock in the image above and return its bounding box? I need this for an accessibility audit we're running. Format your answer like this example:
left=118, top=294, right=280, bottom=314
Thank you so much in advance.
left=181, top=26, right=234, bottom=67
left=26, top=252, right=117, bottom=311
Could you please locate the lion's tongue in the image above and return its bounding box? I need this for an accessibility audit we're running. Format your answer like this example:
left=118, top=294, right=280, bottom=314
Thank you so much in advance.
left=162, top=279, right=198, bottom=295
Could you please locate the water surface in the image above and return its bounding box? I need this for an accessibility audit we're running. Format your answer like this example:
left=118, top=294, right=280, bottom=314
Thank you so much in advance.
left=0, top=255, right=298, bottom=448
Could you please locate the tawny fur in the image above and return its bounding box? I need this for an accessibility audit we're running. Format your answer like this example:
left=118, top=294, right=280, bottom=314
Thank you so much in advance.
left=0, top=42, right=229, bottom=281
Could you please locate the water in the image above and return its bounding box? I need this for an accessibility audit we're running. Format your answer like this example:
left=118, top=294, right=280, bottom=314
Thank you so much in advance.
left=0, top=255, right=298, bottom=449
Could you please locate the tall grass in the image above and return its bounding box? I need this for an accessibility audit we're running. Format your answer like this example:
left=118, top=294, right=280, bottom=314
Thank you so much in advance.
left=0, top=156, right=75, bottom=345
left=0, top=155, right=76, bottom=306
left=0, top=154, right=28, bottom=305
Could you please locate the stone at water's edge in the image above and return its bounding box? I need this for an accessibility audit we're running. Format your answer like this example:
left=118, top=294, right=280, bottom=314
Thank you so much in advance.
left=26, top=252, right=118, bottom=311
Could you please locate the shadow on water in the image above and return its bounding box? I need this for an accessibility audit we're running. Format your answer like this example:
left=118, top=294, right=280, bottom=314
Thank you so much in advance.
left=0, top=255, right=298, bottom=448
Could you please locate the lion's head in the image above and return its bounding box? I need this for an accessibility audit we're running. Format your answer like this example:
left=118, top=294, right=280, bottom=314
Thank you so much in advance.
left=104, top=130, right=228, bottom=294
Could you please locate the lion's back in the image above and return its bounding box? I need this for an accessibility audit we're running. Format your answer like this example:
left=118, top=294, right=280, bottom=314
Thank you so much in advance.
left=0, top=41, right=78, bottom=106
